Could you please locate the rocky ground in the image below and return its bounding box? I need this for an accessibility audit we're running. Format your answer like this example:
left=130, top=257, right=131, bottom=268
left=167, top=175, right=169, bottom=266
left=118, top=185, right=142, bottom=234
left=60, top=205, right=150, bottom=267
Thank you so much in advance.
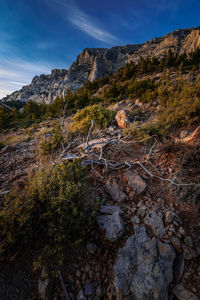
left=0, top=108, right=200, bottom=300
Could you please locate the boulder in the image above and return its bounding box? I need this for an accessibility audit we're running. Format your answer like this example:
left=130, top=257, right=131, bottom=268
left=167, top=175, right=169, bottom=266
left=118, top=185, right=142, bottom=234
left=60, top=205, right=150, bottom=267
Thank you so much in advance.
left=97, top=211, right=125, bottom=241
left=106, top=179, right=127, bottom=202
left=115, top=110, right=130, bottom=129
left=144, top=210, right=165, bottom=239
left=113, top=226, right=175, bottom=300
left=125, top=171, right=147, bottom=193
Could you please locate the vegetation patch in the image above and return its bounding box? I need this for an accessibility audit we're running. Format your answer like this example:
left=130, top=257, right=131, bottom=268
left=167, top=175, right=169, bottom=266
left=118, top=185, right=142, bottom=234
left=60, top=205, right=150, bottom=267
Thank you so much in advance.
left=123, top=121, right=165, bottom=141
left=0, top=159, right=98, bottom=274
left=38, top=124, right=65, bottom=156
left=68, top=105, right=115, bottom=136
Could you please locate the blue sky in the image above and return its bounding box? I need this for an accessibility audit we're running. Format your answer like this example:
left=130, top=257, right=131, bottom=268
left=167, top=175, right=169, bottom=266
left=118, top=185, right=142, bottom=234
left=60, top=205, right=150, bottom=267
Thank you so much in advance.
left=1, top=0, right=200, bottom=98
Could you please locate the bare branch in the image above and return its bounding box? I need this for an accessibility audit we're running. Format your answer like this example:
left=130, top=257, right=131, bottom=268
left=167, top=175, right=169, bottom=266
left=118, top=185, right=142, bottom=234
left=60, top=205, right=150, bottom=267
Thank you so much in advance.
left=58, top=271, right=71, bottom=300
left=86, top=119, right=95, bottom=147
left=136, top=161, right=195, bottom=187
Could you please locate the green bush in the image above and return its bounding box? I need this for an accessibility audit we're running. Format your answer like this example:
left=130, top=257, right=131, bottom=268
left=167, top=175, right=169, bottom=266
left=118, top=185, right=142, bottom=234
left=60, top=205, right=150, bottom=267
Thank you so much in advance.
left=126, top=79, right=156, bottom=99
left=123, top=123, right=150, bottom=141
left=158, top=77, right=200, bottom=128
left=68, top=105, right=115, bottom=136
left=123, top=122, right=165, bottom=141
left=0, top=160, right=98, bottom=274
left=38, top=124, right=64, bottom=156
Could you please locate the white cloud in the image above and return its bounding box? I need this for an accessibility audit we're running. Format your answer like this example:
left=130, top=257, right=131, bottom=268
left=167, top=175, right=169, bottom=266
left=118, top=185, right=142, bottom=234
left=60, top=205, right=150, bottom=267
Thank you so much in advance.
left=52, top=0, right=119, bottom=44
left=68, top=10, right=118, bottom=44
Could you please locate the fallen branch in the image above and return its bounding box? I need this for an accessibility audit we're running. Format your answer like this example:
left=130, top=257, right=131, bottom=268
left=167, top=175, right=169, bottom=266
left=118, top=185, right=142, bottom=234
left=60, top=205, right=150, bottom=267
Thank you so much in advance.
left=86, top=119, right=95, bottom=147
left=58, top=271, right=71, bottom=300
left=136, top=161, right=195, bottom=187
left=59, top=138, right=80, bottom=157
left=62, top=119, right=197, bottom=187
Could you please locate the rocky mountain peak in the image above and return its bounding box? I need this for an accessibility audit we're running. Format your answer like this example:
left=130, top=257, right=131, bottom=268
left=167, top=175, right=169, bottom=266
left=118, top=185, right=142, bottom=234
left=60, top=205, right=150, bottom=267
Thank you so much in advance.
left=1, top=26, right=200, bottom=104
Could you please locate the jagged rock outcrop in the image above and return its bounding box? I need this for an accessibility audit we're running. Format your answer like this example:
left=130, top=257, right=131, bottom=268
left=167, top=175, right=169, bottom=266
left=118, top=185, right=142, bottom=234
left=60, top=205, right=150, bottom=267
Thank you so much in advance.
left=2, top=26, right=200, bottom=104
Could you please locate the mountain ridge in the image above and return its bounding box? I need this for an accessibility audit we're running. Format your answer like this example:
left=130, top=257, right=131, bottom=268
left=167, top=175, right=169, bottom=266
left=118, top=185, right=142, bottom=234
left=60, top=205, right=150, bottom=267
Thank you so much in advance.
left=2, top=25, right=200, bottom=104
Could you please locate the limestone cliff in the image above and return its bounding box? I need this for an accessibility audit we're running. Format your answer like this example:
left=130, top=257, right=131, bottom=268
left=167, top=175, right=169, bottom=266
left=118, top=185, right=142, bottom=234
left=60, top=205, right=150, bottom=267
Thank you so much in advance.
left=2, top=26, right=200, bottom=104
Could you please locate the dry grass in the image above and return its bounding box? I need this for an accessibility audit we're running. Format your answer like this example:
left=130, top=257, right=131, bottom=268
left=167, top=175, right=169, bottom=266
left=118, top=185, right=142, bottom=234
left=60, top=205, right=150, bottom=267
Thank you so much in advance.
left=2, top=133, right=31, bottom=145
left=33, top=126, right=53, bottom=139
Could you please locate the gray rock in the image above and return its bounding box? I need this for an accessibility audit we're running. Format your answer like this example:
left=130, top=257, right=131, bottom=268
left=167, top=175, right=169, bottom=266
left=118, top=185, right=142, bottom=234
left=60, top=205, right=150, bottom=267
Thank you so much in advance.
left=84, top=283, right=94, bottom=296
left=97, top=211, right=125, bottom=241
left=173, top=284, right=199, bottom=300
left=106, top=179, right=127, bottom=202
left=100, top=205, right=123, bottom=215
left=113, top=226, right=175, bottom=300
left=131, top=216, right=140, bottom=224
left=144, top=210, right=165, bottom=239
left=125, top=171, right=147, bottom=194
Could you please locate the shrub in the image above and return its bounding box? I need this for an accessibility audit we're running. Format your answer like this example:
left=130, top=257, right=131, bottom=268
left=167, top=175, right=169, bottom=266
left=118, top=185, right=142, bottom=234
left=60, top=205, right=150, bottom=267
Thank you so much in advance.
left=0, top=160, right=98, bottom=274
left=123, top=123, right=150, bottom=141
left=38, top=124, right=64, bottom=156
left=123, top=122, right=165, bottom=141
left=140, top=89, right=157, bottom=103
left=126, top=79, right=156, bottom=99
left=68, top=105, right=115, bottom=136
left=158, top=78, right=200, bottom=128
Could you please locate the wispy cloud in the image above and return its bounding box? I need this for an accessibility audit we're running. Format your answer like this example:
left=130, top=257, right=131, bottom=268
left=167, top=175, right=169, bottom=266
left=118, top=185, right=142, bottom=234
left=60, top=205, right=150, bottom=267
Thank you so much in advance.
left=52, top=0, right=119, bottom=44
left=0, top=58, right=52, bottom=99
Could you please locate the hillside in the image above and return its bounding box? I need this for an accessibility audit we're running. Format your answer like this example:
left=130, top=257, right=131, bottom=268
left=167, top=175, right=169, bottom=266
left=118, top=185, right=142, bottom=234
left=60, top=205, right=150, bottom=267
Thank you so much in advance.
left=2, top=26, right=200, bottom=104
left=0, top=27, right=200, bottom=300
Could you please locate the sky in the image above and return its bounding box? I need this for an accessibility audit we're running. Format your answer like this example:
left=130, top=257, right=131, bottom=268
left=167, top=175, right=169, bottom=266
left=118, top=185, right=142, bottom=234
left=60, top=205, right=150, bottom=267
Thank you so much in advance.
left=1, top=0, right=200, bottom=98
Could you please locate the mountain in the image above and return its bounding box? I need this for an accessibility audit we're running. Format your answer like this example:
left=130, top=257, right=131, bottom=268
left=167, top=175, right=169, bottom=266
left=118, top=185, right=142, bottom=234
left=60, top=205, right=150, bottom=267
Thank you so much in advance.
left=2, top=26, right=200, bottom=104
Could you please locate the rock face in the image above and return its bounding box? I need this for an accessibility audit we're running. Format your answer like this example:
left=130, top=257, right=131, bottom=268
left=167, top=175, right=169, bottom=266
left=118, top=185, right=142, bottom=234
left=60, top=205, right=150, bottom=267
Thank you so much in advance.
left=2, top=26, right=200, bottom=104
left=113, top=226, right=175, bottom=300
left=1, top=69, right=69, bottom=104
